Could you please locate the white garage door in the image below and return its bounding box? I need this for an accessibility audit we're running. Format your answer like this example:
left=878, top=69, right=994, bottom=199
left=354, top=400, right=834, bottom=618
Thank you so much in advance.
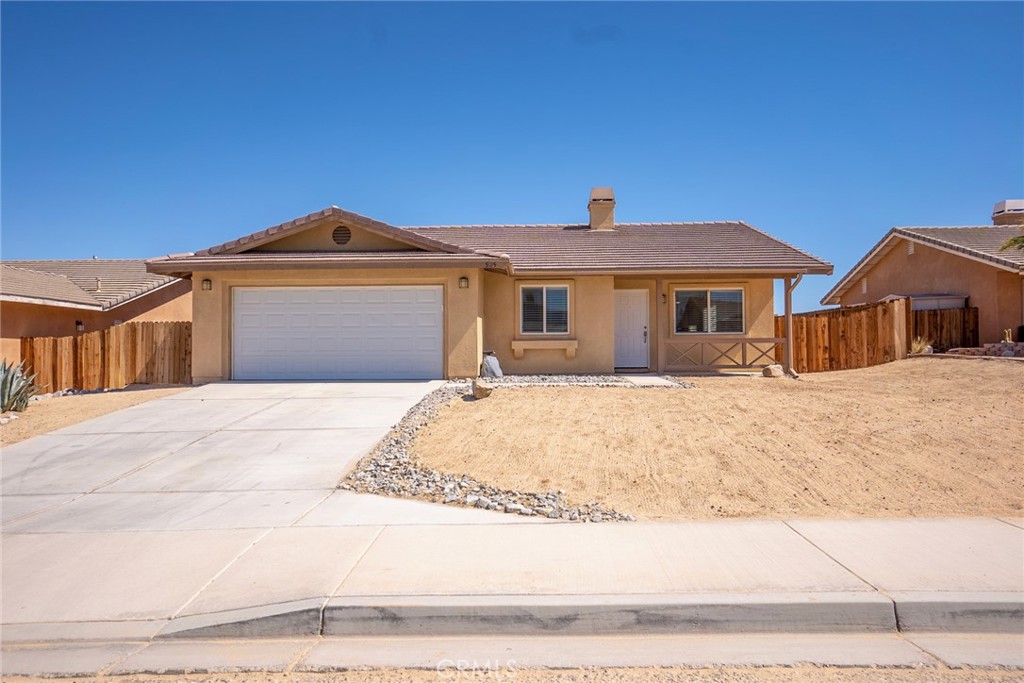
left=232, top=286, right=443, bottom=380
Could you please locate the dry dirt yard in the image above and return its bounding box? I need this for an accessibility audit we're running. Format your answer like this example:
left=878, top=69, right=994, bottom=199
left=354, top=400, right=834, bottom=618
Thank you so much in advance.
left=413, top=358, right=1023, bottom=520
left=0, top=385, right=187, bottom=446
left=6, top=668, right=1021, bottom=683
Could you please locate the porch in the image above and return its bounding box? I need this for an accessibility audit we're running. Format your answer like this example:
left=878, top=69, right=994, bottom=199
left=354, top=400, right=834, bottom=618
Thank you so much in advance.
left=612, top=275, right=801, bottom=374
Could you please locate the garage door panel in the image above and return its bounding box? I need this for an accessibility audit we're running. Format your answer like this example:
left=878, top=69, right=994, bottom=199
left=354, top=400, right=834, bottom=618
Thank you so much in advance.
left=312, top=291, right=337, bottom=305
left=233, top=286, right=444, bottom=380
left=365, top=290, right=388, bottom=304
left=263, top=291, right=289, bottom=305
left=415, top=289, right=441, bottom=304
left=390, top=312, right=415, bottom=327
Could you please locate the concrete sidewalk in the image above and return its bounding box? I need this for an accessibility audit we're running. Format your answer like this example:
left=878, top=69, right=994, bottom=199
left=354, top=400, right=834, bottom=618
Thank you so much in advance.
left=3, top=517, right=1021, bottom=638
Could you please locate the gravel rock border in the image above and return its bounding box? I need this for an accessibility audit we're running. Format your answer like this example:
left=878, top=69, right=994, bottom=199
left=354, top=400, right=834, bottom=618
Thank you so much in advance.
left=459, top=374, right=697, bottom=388
left=341, top=379, right=704, bottom=522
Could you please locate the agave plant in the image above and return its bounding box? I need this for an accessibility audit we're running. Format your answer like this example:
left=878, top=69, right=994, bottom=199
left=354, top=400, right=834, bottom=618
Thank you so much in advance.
left=1, top=359, right=41, bottom=413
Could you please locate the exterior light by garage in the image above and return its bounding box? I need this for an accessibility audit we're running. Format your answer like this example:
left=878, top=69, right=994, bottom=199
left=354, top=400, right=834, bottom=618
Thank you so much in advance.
left=458, top=276, right=470, bottom=289
left=75, top=320, right=84, bottom=332
left=201, top=278, right=213, bottom=291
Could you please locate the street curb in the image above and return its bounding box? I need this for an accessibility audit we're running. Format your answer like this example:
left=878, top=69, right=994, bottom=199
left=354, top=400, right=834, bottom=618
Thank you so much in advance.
left=158, top=598, right=324, bottom=639
left=152, top=593, right=1024, bottom=640
left=321, top=593, right=898, bottom=637
left=892, top=592, right=1024, bottom=633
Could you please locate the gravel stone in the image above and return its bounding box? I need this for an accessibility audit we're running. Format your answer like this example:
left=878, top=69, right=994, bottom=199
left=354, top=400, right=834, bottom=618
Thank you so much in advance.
left=340, top=379, right=653, bottom=522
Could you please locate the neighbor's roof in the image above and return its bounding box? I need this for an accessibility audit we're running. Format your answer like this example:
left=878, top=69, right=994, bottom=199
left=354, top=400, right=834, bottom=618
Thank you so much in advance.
left=0, top=265, right=102, bottom=308
left=820, top=225, right=1024, bottom=305
left=1, top=259, right=182, bottom=310
left=148, top=205, right=833, bottom=276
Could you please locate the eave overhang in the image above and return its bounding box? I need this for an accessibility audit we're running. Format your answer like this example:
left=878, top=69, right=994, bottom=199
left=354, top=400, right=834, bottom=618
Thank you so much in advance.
left=507, top=266, right=834, bottom=277
left=147, top=253, right=509, bottom=278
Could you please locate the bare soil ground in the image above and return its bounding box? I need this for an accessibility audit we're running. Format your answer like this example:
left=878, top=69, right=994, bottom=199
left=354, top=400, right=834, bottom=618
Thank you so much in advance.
left=0, top=385, right=187, bottom=446
left=7, top=668, right=1021, bottom=683
left=413, top=358, right=1023, bottom=520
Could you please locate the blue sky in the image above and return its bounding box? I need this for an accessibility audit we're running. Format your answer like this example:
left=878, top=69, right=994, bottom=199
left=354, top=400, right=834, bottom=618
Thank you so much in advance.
left=2, top=2, right=1022, bottom=312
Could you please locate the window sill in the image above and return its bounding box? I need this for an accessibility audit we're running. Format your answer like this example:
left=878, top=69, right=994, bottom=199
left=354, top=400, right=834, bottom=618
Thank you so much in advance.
left=511, top=339, right=578, bottom=360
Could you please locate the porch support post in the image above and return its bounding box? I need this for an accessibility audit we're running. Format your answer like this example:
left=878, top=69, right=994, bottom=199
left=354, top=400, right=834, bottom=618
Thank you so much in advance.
left=784, top=274, right=803, bottom=373
left=656, top=277, right=666, bottom=374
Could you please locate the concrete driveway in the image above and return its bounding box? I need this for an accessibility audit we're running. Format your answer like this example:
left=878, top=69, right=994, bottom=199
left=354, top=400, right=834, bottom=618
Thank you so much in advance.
left=1, top=380, right=542, bottom=638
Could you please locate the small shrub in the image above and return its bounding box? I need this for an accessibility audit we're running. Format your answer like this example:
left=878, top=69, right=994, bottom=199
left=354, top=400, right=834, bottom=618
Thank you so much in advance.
left=910, top=336, right=933, bottom=354
left=1, top=359, right=41, bottom=413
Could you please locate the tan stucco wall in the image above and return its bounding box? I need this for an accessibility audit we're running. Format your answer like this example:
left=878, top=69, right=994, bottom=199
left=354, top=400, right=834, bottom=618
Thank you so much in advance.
left=482, top=272, right=616, bottom=374
left=253, top=222, right=415, bottom=252
left=0, top=280, right=192, bottom=363
left=839, top=238, right=1024, bottom=344
left=191, top=268, right=483, bottom=382
left=480, top=273, right=776, bottom=374
left=181, top=268, right=778, bottom=381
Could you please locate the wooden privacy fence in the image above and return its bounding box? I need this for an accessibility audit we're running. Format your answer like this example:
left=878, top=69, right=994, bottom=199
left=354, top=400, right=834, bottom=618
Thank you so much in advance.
left=21, top=321, right=192, bottom=391
left=914, top=308, right=979, bottom=352
left=774, top=298, right=910, bottom=374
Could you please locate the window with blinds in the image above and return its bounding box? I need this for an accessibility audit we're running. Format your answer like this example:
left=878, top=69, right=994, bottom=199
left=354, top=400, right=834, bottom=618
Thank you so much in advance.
left=521, top=285, right=569, bottom=334
left=674, top=289, right=744, bottom=334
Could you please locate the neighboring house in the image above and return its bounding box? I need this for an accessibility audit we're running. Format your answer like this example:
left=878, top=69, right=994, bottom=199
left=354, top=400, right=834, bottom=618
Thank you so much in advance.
left=820, top=200, right=1024, bottom=344
left=0, top=259, right=192, bottom=363
left=147, top=188, right=832, bottom=382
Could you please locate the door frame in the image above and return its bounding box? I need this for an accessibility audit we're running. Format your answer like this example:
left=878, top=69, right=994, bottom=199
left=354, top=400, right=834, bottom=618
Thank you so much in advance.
left=614, top=288, right=651, bottom=369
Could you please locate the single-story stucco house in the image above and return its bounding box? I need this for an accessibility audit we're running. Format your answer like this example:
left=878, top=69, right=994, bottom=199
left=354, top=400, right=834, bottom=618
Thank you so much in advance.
left=147, top=189, right=833, bottom=381
left=0, top=259, right=192, bottom=363
left=820, top=200, right=1024, bottom=344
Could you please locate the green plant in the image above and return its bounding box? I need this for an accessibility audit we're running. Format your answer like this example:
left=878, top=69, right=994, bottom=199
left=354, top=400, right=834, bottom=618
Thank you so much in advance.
left=998, top=228, right=1024, bottom=252
left=910, top=336, right=933, bottom=354
left=1, top=359, right=41, bottom=413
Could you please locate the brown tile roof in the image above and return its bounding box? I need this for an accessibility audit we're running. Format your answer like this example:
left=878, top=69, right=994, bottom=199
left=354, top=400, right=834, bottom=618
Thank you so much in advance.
left=403, top=222, right=833, bottom=274
left=820, top=225, right=1024, bottom=305
left=154, top=206, right=833, bottom=276
left=196, top=206, right=477, bottom=257
left=1, top=259, right=181, bottom=309
left=0, top=265, right=101, bottom=308
left=899, top=226, right=1024, bottom=268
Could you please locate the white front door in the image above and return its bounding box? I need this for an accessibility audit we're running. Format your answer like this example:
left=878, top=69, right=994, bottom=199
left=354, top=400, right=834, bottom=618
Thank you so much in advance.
left=232, top=286, right=444, bottom=380
left=614, top=289, right=649, bottom=368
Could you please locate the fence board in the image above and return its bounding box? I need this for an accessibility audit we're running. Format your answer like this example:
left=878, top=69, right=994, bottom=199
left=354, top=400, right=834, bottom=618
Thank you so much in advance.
left=776, top=298, right=912, bottom=374
left=912, top=307, right=979, bottom=352
left=18, top=322, right=192, bottom=391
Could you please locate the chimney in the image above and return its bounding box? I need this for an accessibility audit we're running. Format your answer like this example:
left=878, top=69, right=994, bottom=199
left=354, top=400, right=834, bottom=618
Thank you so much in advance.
left=992, top=199, right=1024, bottom=225
left=588, top=187, right=615, bottom=230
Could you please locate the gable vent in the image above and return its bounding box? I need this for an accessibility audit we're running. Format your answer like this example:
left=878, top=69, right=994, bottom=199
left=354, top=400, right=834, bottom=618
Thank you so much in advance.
left=332, top=226, right=352, bottom=245
left=907, top=241, right=914, bottom=255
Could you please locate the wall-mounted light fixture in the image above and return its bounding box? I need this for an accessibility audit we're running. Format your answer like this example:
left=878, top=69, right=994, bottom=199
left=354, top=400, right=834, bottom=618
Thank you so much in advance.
left=75, top=320, right=84, bottom=332
left=201, top=278, right=213, bottom=291
left=661, top=293, right=667, bottom=304
left=458, top=276, right=470, bottom=289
